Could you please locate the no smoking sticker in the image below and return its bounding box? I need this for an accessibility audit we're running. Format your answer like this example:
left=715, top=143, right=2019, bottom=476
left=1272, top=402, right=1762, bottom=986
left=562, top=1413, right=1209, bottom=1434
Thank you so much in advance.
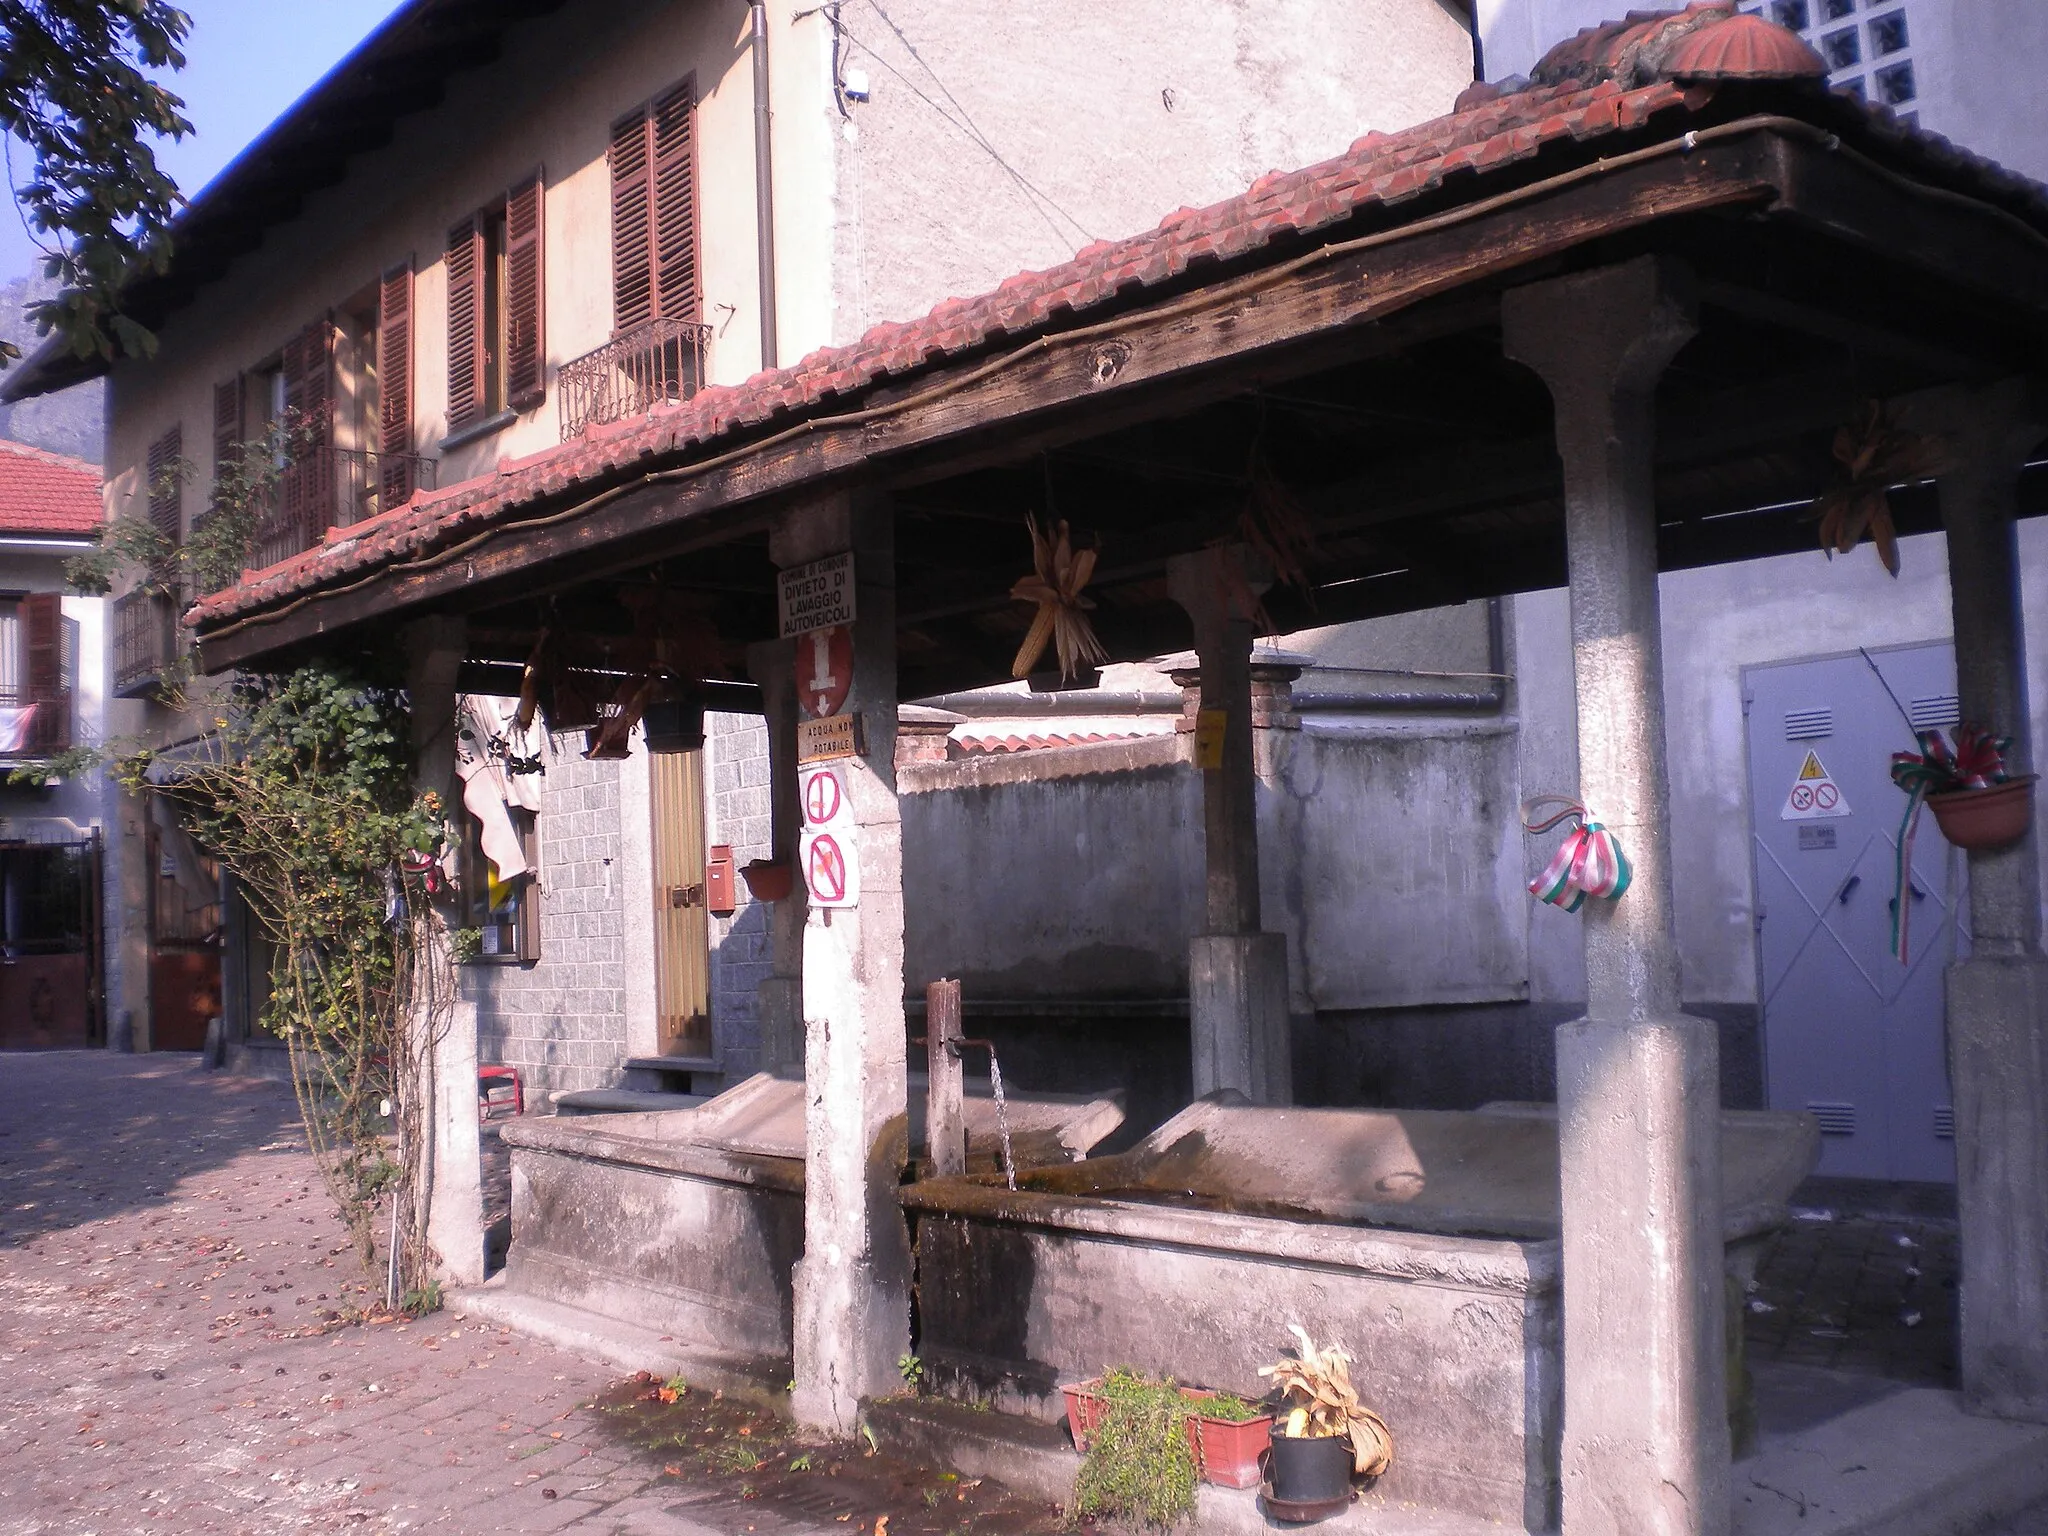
left=1781, top=748, right=1852, bottom=821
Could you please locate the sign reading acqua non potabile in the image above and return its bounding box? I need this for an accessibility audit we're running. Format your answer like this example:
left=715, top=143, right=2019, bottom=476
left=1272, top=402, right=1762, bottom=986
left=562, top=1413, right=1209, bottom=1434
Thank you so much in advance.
left=777, top=552, right=857, bottom=638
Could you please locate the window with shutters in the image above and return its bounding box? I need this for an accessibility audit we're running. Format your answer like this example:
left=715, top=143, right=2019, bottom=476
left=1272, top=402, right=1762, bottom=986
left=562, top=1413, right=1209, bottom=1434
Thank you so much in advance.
left=611, top=82, right=699, bottom=332
left=0, top=591, right=72, bottom=756
left=145, top=427, right=183, bottom=552
left=447, top=171, right=544, bottom=441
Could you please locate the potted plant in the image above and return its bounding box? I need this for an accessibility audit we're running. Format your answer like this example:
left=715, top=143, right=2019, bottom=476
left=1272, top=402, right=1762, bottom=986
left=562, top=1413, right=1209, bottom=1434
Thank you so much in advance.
left=1257, top=1325, right=1393, bottom=1518
left=1893, top=725, right=2037, bottom=851
left=740, top=857, right=794, bottom=902
left=1063, top=1374, right=1273, bottom=1491
left=1065, top=1368, right=1200, bottom=1528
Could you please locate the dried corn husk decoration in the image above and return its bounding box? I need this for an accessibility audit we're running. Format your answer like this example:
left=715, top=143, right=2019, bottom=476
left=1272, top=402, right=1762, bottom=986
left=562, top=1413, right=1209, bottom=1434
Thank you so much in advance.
left=1010, top=515, right=1109, bottom=683
left=1811, top=399, right=1943, bottom=577
left=1259, top=1324, right=1394, bottom=1478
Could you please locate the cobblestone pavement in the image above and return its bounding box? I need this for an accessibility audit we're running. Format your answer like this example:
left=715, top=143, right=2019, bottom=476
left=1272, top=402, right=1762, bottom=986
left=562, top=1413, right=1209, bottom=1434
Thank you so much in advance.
left=0, top=1053, right=864, bottom=1536
left=1745, top=1205, right=1960, bottom=1388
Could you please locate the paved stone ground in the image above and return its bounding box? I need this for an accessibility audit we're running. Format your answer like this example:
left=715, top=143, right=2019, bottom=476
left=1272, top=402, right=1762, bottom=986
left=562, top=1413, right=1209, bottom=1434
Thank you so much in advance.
left=8, top=1050, right=2045, bottom=1535
left=0, top=1052, right=1000, bottom=1536
left=1745, top=1205, right=1960, bottom=1388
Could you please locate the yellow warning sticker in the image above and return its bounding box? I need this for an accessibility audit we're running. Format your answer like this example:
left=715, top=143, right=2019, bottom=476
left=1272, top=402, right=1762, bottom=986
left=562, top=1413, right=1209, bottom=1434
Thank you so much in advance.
left=1782, top=749, right=1851, bottom=821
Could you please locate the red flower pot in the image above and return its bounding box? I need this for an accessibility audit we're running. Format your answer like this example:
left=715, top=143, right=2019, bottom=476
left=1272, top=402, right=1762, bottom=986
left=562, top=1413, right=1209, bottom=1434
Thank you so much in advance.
left=739, top=858, right=794, bottom=902
left=1927, top=775, right=2037, bottom=851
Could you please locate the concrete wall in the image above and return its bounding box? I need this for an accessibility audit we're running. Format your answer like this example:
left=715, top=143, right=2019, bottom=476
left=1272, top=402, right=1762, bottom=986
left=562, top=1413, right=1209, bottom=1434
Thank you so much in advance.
left=826, top=0, right=1475, bottom=343
left=705, top=709, right=775, bottom=1079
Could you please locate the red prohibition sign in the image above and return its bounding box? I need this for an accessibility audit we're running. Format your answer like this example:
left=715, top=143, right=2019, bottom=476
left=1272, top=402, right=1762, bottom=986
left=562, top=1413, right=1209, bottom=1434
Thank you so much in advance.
left=1790, top=785, right=1814, bottom=810
left=803, top=770, right=842, bottom=826
left=808, top=833, right=848, bottom=903
left=1815, top=783, right=1839, bottom=810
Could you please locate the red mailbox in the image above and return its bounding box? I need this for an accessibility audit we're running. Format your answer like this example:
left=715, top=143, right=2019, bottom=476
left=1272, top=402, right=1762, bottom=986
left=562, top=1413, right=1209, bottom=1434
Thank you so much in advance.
left=705, top=844, right=737, bottom=917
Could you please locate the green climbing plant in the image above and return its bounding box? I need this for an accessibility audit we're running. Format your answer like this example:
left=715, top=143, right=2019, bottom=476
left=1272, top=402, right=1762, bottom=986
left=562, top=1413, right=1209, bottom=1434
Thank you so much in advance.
left=120, top=663, right=449, bottom=1294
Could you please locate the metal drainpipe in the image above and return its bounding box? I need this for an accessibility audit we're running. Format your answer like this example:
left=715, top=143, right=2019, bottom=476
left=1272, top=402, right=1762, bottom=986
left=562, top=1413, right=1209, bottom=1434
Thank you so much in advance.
left=751, top=0, right=779, bottom=370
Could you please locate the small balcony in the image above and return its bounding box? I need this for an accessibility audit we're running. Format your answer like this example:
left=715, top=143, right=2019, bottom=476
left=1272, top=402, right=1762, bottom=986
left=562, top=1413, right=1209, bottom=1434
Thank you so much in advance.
left=0, top=684, right=72, bottom=758
left=558, top=317, right=712, bottom=440
left=114, top=589, right=182, bottom=699
left=250, top=445, right=439, bottom=574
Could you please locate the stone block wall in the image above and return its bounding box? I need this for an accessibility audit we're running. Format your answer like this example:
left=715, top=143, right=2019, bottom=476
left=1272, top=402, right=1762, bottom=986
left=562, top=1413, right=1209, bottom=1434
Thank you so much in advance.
left=706, top=710, right=774, bottom=1079
left=472, top=737, right=628, bottom=1096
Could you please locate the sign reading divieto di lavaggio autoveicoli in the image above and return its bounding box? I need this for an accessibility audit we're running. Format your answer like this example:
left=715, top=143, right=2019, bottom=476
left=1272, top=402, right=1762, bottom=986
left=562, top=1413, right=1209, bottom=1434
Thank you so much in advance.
left=777, top=552, right=856, bottom=637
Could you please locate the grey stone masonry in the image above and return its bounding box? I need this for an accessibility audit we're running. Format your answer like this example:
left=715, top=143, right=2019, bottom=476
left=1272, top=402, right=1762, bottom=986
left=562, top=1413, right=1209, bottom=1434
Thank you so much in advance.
left=473, top=734, right=629, bottom=1098
left=708, top=708, right=774, bottom=1079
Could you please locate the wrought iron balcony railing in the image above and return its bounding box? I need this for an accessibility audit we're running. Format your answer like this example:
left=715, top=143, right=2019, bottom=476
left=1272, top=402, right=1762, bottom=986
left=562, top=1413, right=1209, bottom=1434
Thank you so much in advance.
left=0, top=684, right=72, bottom=757
left=558, top=317, right=712, bottom=441
left=249, top=445, right=439, bottom=574
left=113, top=589, right=182, bottom=699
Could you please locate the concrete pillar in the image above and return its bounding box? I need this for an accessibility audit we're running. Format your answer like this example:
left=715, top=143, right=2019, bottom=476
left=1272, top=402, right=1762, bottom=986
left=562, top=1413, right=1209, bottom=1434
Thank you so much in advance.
left=746, top=639, right=809, bottom=1077
left=1504, top=256, right=1728, bottom=1536
left=1167, top=547, right=1292, bottom=1105
left=777, top=488, right=912, bottom=1436
left=1910, top=377, right=2048, bottom=1422
left=404, top=614, right=485, bottom=1287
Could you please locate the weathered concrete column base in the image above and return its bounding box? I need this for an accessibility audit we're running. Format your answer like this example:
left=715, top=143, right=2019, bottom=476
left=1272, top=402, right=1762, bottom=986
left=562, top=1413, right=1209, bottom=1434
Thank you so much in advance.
left=1189, top=932, right=1291, bottom=1104
left=426, top=962, right=486, bottom=1284
left=1947, top=953, right=2048, bottom=1422
left=1557, top=1013, right=1728, bottom=1535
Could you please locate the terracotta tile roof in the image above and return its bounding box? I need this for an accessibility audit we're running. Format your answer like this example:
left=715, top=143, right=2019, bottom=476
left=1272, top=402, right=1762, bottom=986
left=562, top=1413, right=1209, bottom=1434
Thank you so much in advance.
left=0, top=440, right=104, bottom=536
left=189, top=3, right=2048, bottom=632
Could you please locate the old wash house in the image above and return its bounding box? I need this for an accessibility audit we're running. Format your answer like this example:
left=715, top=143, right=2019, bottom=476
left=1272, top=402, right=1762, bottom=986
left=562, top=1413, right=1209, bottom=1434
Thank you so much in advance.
left=11, top=2, right=2048, bottom=1533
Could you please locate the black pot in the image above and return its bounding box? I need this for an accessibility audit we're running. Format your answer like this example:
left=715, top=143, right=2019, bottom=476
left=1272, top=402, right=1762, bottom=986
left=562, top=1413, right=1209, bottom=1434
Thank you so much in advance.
left=1266, top=1431, right=1352, bottom=1504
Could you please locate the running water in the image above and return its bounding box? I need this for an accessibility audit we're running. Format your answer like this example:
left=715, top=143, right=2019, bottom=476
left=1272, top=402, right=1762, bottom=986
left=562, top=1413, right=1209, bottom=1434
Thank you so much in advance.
left=985, top=1044, right=1017, bottom=1191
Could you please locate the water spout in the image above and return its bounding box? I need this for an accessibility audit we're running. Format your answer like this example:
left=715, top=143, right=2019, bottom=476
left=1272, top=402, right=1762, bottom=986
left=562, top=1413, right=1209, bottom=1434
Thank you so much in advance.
left=985, top=1042, right=1017, bottom=1192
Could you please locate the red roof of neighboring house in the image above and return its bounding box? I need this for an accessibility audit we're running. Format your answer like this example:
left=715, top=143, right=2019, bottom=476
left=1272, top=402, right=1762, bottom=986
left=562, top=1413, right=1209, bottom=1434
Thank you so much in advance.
left=187, top=2, right=2048, bottom=630
left=0, top=440, right=104, bottom=536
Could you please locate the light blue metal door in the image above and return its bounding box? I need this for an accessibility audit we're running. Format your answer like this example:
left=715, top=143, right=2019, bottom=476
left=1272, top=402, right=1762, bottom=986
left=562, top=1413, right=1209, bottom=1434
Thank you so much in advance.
left=1744, top=642, right=1962, bottom=1183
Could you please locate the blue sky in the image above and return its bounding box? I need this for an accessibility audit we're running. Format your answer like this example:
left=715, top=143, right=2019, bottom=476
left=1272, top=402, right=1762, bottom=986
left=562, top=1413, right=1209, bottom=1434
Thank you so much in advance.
left=4, top=0, right=406, bottom=284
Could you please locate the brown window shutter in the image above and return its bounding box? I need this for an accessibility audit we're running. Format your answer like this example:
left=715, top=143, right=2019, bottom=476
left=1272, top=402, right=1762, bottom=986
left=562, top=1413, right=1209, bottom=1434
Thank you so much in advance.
left=146, top=426, right=183, bottom=547
left=211, top=379, right=243, bottom=484
left=445, top=216, right=485, bottom=431
left=505, top=173, right=545, bottom=411
left=23, top=590, right=61, bottom=692
left=280, top=317, right=336, bottom=544
left=650, top=81, right=699, bottom=324
left=378, top=261, right=415, bottom=505
left=610, top=107, right=654, bottom=333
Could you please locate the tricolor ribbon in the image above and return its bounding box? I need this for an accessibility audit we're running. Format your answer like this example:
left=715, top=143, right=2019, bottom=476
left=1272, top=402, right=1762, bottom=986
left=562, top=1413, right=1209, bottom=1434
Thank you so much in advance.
left=1886, top=726, right=2012, bottom=963
left=1522, top=796, right=1633, bottom=912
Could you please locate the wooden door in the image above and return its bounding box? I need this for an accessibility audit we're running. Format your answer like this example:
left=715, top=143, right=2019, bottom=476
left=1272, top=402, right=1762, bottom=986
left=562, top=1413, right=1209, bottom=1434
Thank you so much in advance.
left=649, top=748, right=711, bottom=1058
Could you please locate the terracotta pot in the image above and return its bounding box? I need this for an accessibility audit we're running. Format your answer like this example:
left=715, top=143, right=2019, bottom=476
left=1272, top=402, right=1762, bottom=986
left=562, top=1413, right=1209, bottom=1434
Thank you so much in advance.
left=1927, top=775, right=2038, bottom=851
left=1264, top=1430, right=1353, bottom=1505
left=1059, top=1379, right=1273, bottom=1490
left=740, top=858, right=794, bottom=902
left=1182, top=1393, right=1273, bottom=1490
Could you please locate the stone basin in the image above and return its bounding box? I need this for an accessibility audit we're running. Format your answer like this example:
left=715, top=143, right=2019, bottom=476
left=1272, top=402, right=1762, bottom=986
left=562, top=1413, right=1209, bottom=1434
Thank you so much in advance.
left=900, top=1095, right=1820, bottom=1530
left=497, top=1072, right=1124, bottom=1379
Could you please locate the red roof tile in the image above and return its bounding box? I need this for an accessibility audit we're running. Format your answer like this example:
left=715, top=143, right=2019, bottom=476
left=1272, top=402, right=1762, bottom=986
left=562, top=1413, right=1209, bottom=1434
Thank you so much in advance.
left=189, top=3, right=2048, bottom=632
left=0, top=440, right=104, bottom=536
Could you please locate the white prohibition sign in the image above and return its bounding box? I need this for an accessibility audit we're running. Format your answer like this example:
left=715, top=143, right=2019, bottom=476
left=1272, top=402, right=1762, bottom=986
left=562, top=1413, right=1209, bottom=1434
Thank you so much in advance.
left=801, top=766, right=846, bottom=828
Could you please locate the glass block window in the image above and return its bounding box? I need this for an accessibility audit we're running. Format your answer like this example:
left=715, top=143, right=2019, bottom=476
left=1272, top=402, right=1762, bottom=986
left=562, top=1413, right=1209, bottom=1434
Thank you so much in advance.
left=1869, top=12, right=1909, bottom=55
left=1740, top=0, right=1920, bottom=113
